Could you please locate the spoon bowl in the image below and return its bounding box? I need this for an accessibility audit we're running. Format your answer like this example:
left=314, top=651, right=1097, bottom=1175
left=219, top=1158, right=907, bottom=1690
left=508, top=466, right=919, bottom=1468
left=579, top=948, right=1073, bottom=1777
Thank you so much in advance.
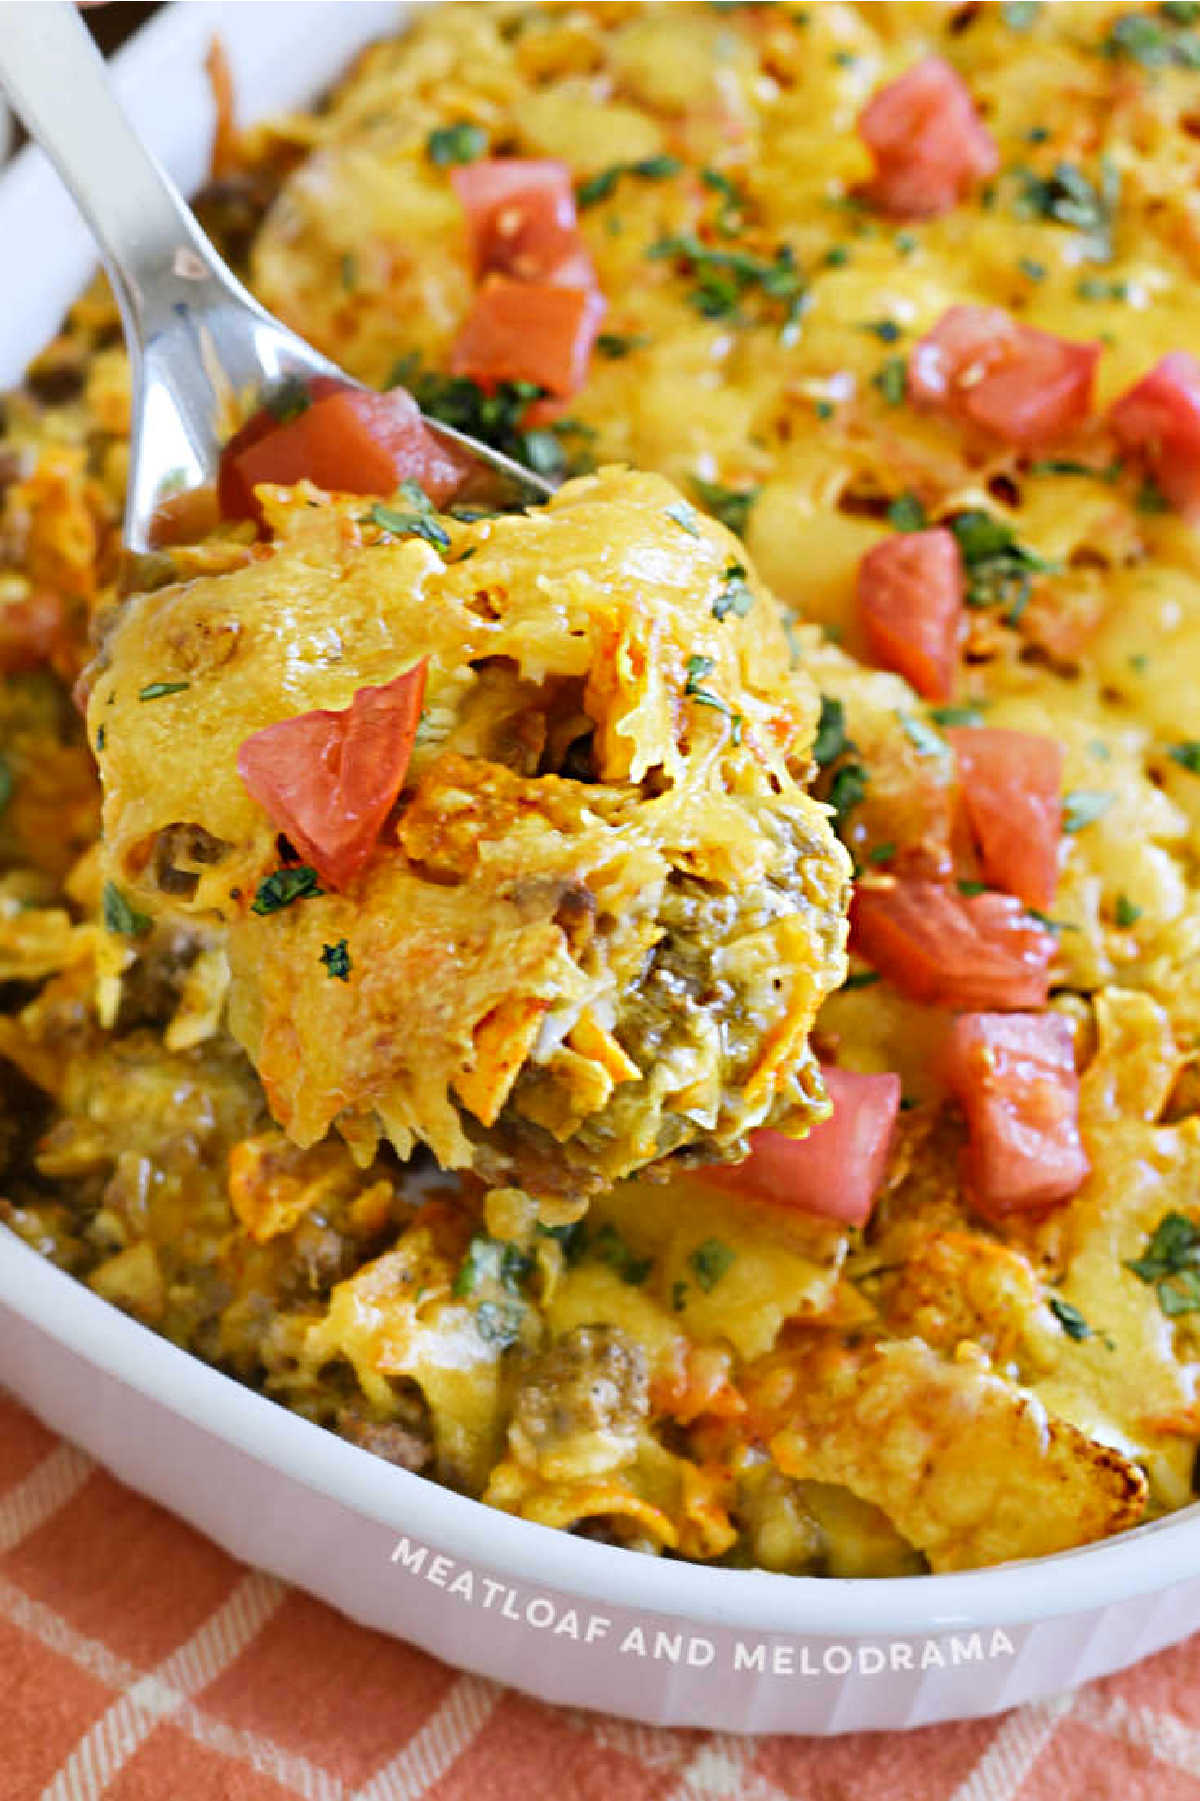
left=0, top=1, right=554, bottom=551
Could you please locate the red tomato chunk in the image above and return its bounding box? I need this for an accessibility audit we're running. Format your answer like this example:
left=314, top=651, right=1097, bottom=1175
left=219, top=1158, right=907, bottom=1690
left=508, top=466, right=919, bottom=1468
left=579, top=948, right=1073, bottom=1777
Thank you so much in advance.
left=707, top=1065, right=902, bottom=1228
left=218, top=379, right=470, bottom=524
left=858, top=56, right=998, bottom=220
left=452, top=158, right=596, bottom=289
left=857, top=527, right=963, bottom=701
left=948, top=726, right=1063, bottom=912
left=237, top=663, right=428, bottom=892
left=943, top=1011, right=1089, bottom=1219
left=850, top=879, right=1058, bottom=1011
left=909, top=306, right=1100, bottom=450
left=451, top=277, right=606, bottom=398
left=1109, top=351, right=1200, bottom=522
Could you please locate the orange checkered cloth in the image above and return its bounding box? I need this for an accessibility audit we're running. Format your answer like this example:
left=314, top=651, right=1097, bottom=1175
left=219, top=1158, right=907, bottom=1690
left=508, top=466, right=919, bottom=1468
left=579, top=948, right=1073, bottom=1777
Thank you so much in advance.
left=2, top=1390, right=1197, bottom=1801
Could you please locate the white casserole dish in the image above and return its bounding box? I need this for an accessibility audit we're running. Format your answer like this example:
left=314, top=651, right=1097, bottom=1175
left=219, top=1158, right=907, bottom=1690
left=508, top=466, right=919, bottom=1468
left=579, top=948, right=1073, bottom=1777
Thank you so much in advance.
left=3, top=0, right=1200, bottom=1735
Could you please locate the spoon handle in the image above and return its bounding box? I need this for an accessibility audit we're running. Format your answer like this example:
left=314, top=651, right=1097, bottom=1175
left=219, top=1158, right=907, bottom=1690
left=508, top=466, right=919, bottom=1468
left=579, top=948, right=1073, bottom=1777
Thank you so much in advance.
left=0, top=1, right=231, bottom=337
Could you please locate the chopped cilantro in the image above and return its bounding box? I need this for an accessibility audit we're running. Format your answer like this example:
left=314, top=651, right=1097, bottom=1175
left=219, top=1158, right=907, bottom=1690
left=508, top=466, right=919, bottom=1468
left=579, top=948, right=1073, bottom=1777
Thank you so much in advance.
left=685, top=655, right=743, bottom=741
left=1137, top=478, right=1171, bottom=514
left=671, top=1279, right=689, bottom=1312
left=426, top=121, right=488, bottom=166
left=842, top=968, right=881, bottom=990
left=596, top=331, right=651, bottom=358
left=138, top=680, right=190, bottom=701
left=263, top=375, right=312, bottom=423
left=453, top=1232, right=533, bottom=1299
left=102, top=881, right=152, bottom=938
left=872, top=357, right=908, bottom=405
left=1103, top=10, right=1200, bottom=67
left=1127, top=1213, right=1200, bottom=1318
left=320, top=939, right=352, bottom=982
left=897, top=711, right=947, bottom=759
left=823, top=244, right=851, bottom=268
left=702, top=166, right=747, bottom=233
left=712, top=561, right=754, bottom=621
left=1114, top=894, right=1142, bottom=928
left=930, top=704, right=984, bottom=726
left=1169, top=741, right=1200, bottom=773
left=1026, top=908, right=1077, bottom=936
left=690, top=475, right=759, bottom=536
left=666, top=501, right=702, bottom=537
left=815, top=399, right=835, bottom=420
left=1076, top=276, right=1129, bottom=301
left=812, top=695, right=848, bottom=767
left=577, top=154, right=680, bottom=208
left=861, top=318, right=902, bottom=343
left=0, top=754, right=12, bottom=815
left=1163, top=1, right=1200, bottom=21
left=1062, top=789, right=1114, bottom=833
left=592, top=1222, right=653, bottom=1286
left=828, top=762, right=868, bottom=822
left=1029, top=457, right=1122, bottom=480
left=370, top=491, right=451, bottom=550
left=1001, top=0, right=1041, bottom=25
left=688, top=1237, right=736, bottom=1292
left=895, top=230, right=919, bottom=254
left=648, top=233, right=807, bottom=335
left=388, top=356, right=587, bottom=483
left=1015, top=159, right=1119, bottom=260
left=887, top=492, right=926, bottom=532
left=251, top=864, right=323, bottom=916
left=957, top=879, right=989, bottom=897
left=1019, top=256, right=1047, bottom=282
left=1049, top=1296, right=1093, bottom=1342
left=948, top=510, right=1057, bottom=618
left=868, top=841, right=896, bottom=864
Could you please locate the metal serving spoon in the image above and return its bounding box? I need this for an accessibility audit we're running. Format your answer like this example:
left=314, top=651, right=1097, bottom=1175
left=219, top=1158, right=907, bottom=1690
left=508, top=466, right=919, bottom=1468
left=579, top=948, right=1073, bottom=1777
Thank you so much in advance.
left=0, top=1, right=553, bottom=552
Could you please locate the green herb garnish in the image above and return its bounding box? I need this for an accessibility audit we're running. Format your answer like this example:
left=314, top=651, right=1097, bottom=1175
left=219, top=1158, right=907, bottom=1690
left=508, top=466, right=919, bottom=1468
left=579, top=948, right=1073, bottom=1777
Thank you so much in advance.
left=690, top=476, right=759, bottom=536
left=1015, top=159, right=1119, bottom=260
left=102, top=881, right=152, bottom=938
left=251, top=865, right=324, bottom=916
left=370, top=490, right=451, bottom=550
left=949, top=510, right=1057, bottom=619
left=843, top=968, right=881, bottom=990
left=592, top=1222, right=653, bottom=1286
left=1103, top=10, right=1200, bottom=67
left=712, top=561, right=754, bottom=621
left=596, top=332, right=651, bottom=359
left=1001, top=0, right=1041, bottom=26
left=861, top=318, right=902, bottom=344
left=1049, top=1296, right=1093, bottom=1341
left=930, top=704, right=984, bottom=727
left=684, top=655, right=743, bottom=741
left=648, top=233, right=807, bottom=335
left=1127, top=1213, right=1200, bottom=1318
left=1114, top=894, right=1142, bottom=928
left=263, top=375, right=312, bottom=423
left=0, top=754, right=11, bottom=816
left=897, top=711, right=947, bottom=759
left=138, top=681, right=190, bottom=702
left=887, top=492, right=926, bottom=532
left=813, top=695, right=847, bottom=767
left=426, top=121, right=488, bottom=166
left=666, top=501, right=702, bottom=537
left=320, top=939, right=352, bottom=982
left=1168, top=741, right=1200, bottom=774
left=577, top=154, right=680, bottom=208
left=1062, top=789, right=1113, bottom=833
left=872, top=357, right=908, bottom=406
left=688, top=1237, right=736, bottom=1292
left=828, top=762, right=868, bottom=822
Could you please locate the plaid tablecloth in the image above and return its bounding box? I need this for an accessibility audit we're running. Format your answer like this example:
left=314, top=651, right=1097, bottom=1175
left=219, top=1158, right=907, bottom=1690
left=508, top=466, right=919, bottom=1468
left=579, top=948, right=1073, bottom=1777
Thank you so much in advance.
left=3, top=1389, right=1199, bottom=1801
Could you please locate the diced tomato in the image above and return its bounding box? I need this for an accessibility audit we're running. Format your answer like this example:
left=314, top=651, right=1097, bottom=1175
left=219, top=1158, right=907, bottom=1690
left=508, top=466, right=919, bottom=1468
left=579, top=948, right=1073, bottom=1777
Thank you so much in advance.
left=948, top=726, right=1063, bottom=912
left=858, top=56, right=999, bottom=219
left=452, top=158, right=595, bottom=289
left=909, top=305, right=1100, bottom=450
left=850, top=879, right=1058, bottom=1011
left=218, top=379, right=471, bottom=524
left=0, top=590, right=65, bottom=676
left=857, top=527, right=962, bottom=701
left=450, top=277, right=606, bottom=398
left=237, top=662, right=428, bottom=891
left=1109, top=351, right=1200, bottom=521
left=943, top=1011, right=1088, bottom=1218
left=706, top=1065, right=902, bottom=1228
